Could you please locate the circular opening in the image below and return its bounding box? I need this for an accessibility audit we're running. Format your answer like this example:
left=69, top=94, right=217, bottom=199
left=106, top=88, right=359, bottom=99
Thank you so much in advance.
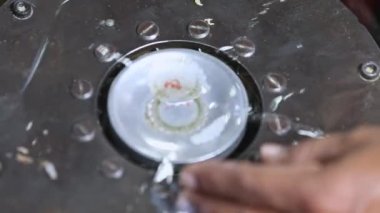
left=97, top=41, right=262, bottom=167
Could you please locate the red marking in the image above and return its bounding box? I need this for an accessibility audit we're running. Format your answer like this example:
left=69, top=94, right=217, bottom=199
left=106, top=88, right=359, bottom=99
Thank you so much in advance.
left=164, top=79, right=182, bottom=90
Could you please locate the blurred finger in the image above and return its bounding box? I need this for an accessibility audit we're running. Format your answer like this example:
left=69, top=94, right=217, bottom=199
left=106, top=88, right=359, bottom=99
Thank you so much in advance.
left=260, top=143, right=289, bottom=164
left=180, top=161, right=319, bottom=212
left=177, top=191, right=272, bottom=213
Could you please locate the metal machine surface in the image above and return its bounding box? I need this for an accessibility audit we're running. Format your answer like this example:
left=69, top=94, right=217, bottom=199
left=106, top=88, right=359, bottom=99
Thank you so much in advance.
left=0, top=0, right=380, bottom=212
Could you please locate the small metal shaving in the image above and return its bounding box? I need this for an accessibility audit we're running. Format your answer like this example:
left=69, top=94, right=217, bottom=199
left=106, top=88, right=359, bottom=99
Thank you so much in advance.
left=153, top=157, right=174, bottom=184
left=42, top=129, right=49, bottom=136
left=204, top=18, right=215, bottom=26
left=17, top=146, right=29, bottom=155
left=100, top=19, right=115, bottom=27
left=16, top=154, right=34, bottom=165
left=31, top=138, right=38, bottom=146
left=25, top=121, right=33, bottom=131
left=270, top=96, right=284, bottom=112
left=41, top=160, right=58, bottom=180
left=194, top=0, right=203, bottom=6
left=297, top=129, right=325, bottom=139
left=139, top=183, right=149, bottom=195
left=283, top=92, right=295, bottom=101
left=219, top=46, right=234, bottom=52
left=293, top=123, right=325, bottom=139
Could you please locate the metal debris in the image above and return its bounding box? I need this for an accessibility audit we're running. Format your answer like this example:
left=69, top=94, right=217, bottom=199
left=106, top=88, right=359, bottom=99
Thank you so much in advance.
left=270, top=90, right=304, bottom=112
left=153, top=157, right=174, bottom=184
left=16, top=153, right=34, bottom=165
left=258, top=8, right=270, bottom=15
left=219, top=45, right=239, bottom=60
left=270, top=96, right=284, bottom=112
left=248, top=18, right=259, bottom=29
left=262, top=0, right=286, bottom=7
left=17, top=146, right=29, bottom=155
left=219, top=46, right=234, bottom=52
left=55, top=0, right=72, bottom=16
left=41, top=160, right=58, bottom=180
left=297, top=129, right=325, bottom=139
left=25, top=121, right=33, bottom=131
left=151, top=157, right=178, bottom=213
left=283, top=92, right=295, bottom=101
left=194, top=0, right=203, bottom=6
left=42, top=129, right=49, bottom=136
left=139, top=183, right=149, bottom=195
left=21, top=37, right=49, bottom=93
left=99, top=19, right=115, bottom=27
left=293, top=123, right=325, bottom=139
left=203, top=18, right=215, bottom=26
left=31, top=138, right=38, bottom=146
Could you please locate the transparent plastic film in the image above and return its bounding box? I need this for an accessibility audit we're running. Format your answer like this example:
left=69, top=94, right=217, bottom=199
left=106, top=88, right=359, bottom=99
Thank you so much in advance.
left=107, top=48, right=251, bottom=164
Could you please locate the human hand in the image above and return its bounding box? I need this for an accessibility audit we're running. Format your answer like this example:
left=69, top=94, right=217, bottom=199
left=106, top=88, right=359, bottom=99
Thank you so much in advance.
left=178, top=127, right=380, bottom=213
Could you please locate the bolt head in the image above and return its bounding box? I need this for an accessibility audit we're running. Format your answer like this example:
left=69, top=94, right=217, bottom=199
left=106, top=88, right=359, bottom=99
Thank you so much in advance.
left=94, top=44, right=115, bottom=63
left=266, top=114, right=292, bottom=136
left=136, top=21, right=160, bottom=41
left=100, top=159, right=124, bottom=179
left=11, top=1, right=33, bottom=20
left=232, top=36, right=256, bottom=58
left=72, top=119, right=96, bottom=142
left=263, top=73, right=287, bottom=94
left=188, top=20, right=210, bottom=39
left=70, top=79, right=94, bottom=100
left=360, top=61, right=380, bottom=81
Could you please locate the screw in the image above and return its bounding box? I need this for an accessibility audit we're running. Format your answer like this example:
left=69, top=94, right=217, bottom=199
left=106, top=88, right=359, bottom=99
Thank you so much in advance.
left=100, top=159, right=124, bottom=179
left=232, top=36, right=256, bottom=58
left=263, top=73, right=287, bottom=93
left=188, top=20, right=210, bottom=39
left=72, top=119, right=96, bottom=142
left=136, top=21, right=160, bottom=41
left=266, top=114, right=292, bottom=136
left=11, top=1, right=32, bottom=19
left=11, top=1, right=33, bottom=20
left=94, top=44, right=115, bottom=63
left=70, top=79, right=94, bottom=100
left=360, top=61, right=380, bottom=82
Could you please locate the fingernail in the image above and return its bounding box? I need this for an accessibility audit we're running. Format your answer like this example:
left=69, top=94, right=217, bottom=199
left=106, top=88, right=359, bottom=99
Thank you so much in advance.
left=260, top=144, right=286, bottom=158
left=176, top=194, right=195, bottom=213
left=180, top=172, right=197, bottom=190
